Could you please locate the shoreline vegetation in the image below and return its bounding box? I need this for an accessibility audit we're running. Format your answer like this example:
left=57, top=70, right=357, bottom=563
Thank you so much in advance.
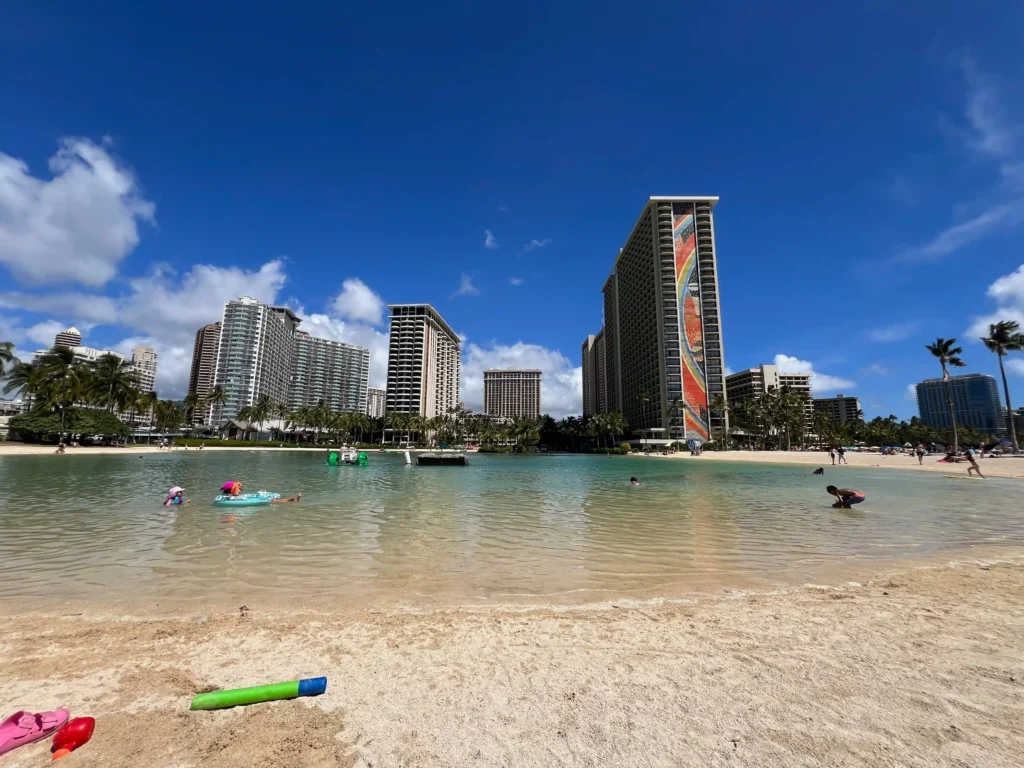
left=2, top=441, right=1022, bottom=478
left=2, top=550, right=1022, bottom=766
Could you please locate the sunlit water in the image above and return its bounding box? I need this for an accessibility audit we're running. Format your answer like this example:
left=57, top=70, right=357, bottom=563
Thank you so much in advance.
left=1, top=451, right=1021, bottom=607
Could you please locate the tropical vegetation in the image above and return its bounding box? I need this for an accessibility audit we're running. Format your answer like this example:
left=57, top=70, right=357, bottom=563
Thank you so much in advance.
left=980, top=321, right=1023, bottom=454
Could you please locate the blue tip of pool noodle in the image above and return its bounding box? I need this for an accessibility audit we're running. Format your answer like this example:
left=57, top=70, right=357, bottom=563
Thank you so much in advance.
left=298, top=677, right=327, bottom=696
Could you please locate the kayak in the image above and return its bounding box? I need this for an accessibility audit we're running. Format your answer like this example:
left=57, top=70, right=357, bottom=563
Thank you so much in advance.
left=213, top=491, right=281, bottom=506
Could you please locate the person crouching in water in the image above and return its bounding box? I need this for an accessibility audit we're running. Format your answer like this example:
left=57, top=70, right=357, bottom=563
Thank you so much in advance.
left=826, top=485, right=865, bottom=509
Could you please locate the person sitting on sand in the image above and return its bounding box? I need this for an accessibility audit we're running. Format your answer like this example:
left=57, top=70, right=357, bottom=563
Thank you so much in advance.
left=271, top=492, right=303, bottom=504
left=965, top=447, right=985, bottom=479
left=813, top=467, right=824, bottom=475
left=826, top=485, right=865, bottom=508
left=630, top=477, right=640, bottom=486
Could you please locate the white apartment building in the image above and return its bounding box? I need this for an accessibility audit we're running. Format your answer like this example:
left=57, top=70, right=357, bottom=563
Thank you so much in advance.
left=291, top=331, right=369, bottom=413
left=484, top=369, right=541, bottom=419
left=207, top=297, right=370, bottom=425
left=366, top=387, right=386, bottom=418
left=54, top=327, right=82, bottom=348
left=130, top=346, right=158, bottom=393
left=385, top=304, right=461, bottom=418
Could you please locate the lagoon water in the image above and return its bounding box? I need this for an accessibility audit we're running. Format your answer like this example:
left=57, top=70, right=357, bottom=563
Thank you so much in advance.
left=1, top=451, right=1021, bottom=607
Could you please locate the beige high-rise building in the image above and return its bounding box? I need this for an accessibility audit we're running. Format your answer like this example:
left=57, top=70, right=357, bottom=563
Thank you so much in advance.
left=726, top=364, right=813, bottom=423
left=581, top=335, right=598, bottom=417
left=385, top=304, right=461, bottom=417
left=130, top=346, right=158, bottom=393
left=484, top=369, right=541, bottom=419
left=595, top=197, right=727, bottom=443
left=366, top=387, right=386, bottom=418
left=291, top=331, right=369, bottom=413
left=188, top=322, right=221, bottom=423
left=54, top=327, right=82, bottom=348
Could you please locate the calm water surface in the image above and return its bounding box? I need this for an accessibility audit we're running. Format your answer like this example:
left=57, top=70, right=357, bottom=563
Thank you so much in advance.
left=0, top=452, right=1020, bottom=606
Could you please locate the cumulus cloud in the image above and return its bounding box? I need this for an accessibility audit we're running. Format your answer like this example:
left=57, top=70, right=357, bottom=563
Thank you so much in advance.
left=452, top=273, right=479, bottom=297
left=0, top=138, right=155, bottom=286
left=868, top=321, right=918, bottom=343
left=330, top=277, right=385, bottom=325
left=1007, top=359, right=1024, bottom=376
left=905, top=383, right=919, bottom=402
left=509, top=277, right=524, bottom=287
left=25, top=320, right=69, bottom=347
left=484, top=230, right=498, bottom=249
left=966, top=263, right=1024, bottom=338
left=462, top=341, right=581, bottom=419
left=773, top=353, right=855, bottom=394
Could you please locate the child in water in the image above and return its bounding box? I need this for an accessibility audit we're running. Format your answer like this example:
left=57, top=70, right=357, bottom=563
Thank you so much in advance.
left=630, top=476, right=640, bottom=486
left=826, top=485, right=865, bottom=508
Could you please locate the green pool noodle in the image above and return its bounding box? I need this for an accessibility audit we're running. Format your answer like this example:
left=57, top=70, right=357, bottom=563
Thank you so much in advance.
left=189, top=677, right=327, bottom=710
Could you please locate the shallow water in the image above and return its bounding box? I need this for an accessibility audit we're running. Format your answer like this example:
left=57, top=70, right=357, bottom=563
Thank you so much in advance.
left=0, top=451, right=1020, bottom=606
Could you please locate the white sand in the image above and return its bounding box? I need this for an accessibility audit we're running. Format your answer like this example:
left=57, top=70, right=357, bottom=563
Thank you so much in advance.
left=2, top=551, right=1023, bottom=767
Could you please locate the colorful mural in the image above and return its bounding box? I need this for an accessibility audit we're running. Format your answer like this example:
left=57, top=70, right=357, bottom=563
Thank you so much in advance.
left=672, top=202, right=709, bottom=441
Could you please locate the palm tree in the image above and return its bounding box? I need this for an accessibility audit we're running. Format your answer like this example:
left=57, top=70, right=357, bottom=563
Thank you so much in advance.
left=153, top=400, right=182, bottom=434
left=709, top=394, right=728, bottom=446
left=0, top=341, right=16, bottom=377
left=90, top=353, right=138, bottom=411
left=182, top=393, right=202, bottom=427
left=925, top=337, right=966, bottom=453
left=205, top=385, right=228, bottom=426
left=981, top=321, right=1023, bottom=454
left=2, top=360, right=40, bottom=398
left=35, top=346, right=81, bottom=438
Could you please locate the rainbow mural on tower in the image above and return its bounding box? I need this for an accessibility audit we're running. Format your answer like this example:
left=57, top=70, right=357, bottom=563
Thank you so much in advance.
left=672, top=202, right=710, bottom=441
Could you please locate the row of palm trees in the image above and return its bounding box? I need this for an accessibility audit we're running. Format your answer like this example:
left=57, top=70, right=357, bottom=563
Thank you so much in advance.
left=928, top=320, right=1023, bottom=454
left=0, top=345, right=178, bottom=439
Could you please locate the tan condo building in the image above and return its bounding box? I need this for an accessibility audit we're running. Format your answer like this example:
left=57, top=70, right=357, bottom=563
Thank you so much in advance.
left=187, top=322, right=222, bottom=423
left=385, top=304, right=461, bottom=417
left=812, top=393, right=861, bottom=424
left=726, top=364, right=813, bottom=423
left=484, top=369, right=541, bottom=419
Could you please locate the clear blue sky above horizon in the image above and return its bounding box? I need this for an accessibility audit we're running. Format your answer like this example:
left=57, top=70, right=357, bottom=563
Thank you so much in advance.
left=1, top=0, right=1023, bottom=418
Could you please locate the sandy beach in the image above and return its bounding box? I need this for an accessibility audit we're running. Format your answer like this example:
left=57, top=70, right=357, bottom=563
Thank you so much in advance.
left=2, top=551, right=1023, bottom=767
left=4, top=442, right=1023, bottom=479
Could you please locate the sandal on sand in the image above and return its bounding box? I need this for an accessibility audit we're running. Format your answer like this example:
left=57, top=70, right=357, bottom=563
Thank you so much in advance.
left=0, top=709, right=70, bottom=755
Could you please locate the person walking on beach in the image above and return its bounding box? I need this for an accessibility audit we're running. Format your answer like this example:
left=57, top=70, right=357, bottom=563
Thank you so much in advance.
left=915, top=444, right=926, bottom=465
left=828, top=447, right=836, bottom=465
left=965, top=447, right=985, bottom=479
left=836, top=446, right=847, bottom=464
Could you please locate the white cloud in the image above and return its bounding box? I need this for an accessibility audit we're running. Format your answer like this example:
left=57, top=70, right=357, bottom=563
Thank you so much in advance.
left=0, top=138, right=155, bottom=286
left=966, top=263, right=1024, bottom=338
left=960, top=55, right=1015, bottom=160
left=1007, top=359, right=1024, bottom=376
left=773, top=353, right=855, bottom=394
left=25, top=320, right=67, bottom=347
left=519, top=238, right=551, bottom=255
left=905, top=383, right=918, bottom=402
left=484, top=230, right=498, bottom=250
left=452, top=273, right=479, bottom=297
left=509, top=277, right=524, bottom=287
left=860, top=363, right=890, bottom=376
left=462, top=341, right=581, bottom=418
left=330, top=277, right=384, bottom=325
left=899, top=200, right=1024, bottom=262
left=868, top=322, right=918, bottom=343
left=724, top=365, right=734, bottom=376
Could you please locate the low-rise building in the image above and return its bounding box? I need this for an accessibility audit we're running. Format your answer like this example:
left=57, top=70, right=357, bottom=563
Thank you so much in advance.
left=813, top=393, right=861, bottom=424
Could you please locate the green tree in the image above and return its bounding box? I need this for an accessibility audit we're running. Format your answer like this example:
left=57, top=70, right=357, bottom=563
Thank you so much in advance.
left=981, top=320, right=1023, bottom=454
left=90, top=353, right=138, bottom=412
left=2, top=360, right=41, bottom=398
left=182, top=393, right=202, bottom=427
left=35, top=346, right=87, bottom=439
left=153, top=400, right=183, bottom=434
left=925, top=337, right=966, bottom=453
left=205, top=385, right=228, bottom=420
left=0, top=341, right=16, bottom=377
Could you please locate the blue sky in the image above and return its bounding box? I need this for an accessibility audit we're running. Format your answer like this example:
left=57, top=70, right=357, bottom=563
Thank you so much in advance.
left=1, top=0, right=1023, bottom=417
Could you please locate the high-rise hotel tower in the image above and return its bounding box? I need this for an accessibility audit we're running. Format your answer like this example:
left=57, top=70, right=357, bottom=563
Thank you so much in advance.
left=583, top=197, right=727, bottom=442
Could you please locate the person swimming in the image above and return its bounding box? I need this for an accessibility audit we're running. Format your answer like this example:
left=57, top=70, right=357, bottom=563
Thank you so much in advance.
left=163, top=486, right=188, bottom=506
left=826, top=485, right=865, bottom=508
left=813, top=467, right=824, bottom=475
left=630, top=476, right=640, bottom=486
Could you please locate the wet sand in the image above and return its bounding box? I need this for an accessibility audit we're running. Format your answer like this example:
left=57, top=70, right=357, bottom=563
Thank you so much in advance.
left=2, top=551, right=1023, bottom=767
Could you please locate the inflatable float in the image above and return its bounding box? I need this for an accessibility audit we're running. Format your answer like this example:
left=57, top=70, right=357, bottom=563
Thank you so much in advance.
left=213, top=491, right=281, bottom=507
left=327, top=450, right=368, bottom=466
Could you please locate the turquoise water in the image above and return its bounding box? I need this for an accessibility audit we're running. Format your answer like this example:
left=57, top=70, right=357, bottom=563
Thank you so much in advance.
left=0, top=451, right=1021, bottom=607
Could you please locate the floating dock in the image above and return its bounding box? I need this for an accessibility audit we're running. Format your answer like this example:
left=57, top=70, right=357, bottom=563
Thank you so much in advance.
left=416, top=453, right=467, bottom=466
